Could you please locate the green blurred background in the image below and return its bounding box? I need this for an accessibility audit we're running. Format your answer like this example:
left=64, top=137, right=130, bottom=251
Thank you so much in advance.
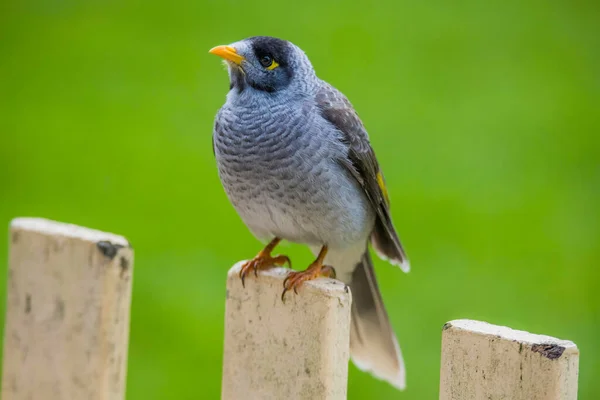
left=1, top=0, right=598, bottom=398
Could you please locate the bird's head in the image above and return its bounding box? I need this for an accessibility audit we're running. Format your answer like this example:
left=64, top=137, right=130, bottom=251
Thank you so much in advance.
left=209, top=36, right=315, bottom=94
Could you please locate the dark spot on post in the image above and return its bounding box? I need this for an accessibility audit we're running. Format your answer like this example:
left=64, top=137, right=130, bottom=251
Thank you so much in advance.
left=532, top=343, right=565, bottom=360
left=11, top=231, right=19, bottom=244
left=25, top=294, right=31, bottom=314
left=119, top=256, right=129, bottom=277
left=519, top=361, right=523, bottom=382
left=55, top=298, right=65, bottom=320
left=305, top=367, right=310, bottom=376
left=519, top=343, right=523, bottom=354
left=97, top=241, right=124, bottom=260
left=442, top=322, right=452, bottom=331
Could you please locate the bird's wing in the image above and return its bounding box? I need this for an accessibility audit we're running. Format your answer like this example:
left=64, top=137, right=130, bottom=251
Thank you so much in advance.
left=316, top=82, right=410, bottom=272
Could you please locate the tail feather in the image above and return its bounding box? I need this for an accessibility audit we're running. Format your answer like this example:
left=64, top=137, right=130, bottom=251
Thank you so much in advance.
left=371, top=217, right=410, bottom=272
left=349, top=250, right=406, bottom=390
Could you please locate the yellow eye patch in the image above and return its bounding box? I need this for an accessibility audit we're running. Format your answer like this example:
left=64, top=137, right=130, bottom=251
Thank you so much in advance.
left=266, top=60, right=279, bottom=70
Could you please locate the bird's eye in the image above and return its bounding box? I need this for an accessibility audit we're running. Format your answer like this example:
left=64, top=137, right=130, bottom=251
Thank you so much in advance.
left=259, top=55, right=279, bottom=70
left=259, top=55, right=273, bottom=67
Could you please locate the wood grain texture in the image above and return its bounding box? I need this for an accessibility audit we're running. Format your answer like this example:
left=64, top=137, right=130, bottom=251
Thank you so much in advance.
left=440, top=319, right=579, bottom=400
left=2, top=218, right=134, bottom=400
left=222, top=262, right=352, bottom=400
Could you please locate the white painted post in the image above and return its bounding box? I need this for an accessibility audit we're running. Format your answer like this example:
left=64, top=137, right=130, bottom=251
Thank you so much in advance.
left=440, top=319, right=579, bottom=400
left=2, top=218, right=134, bottom=400
left=222, top=262, right=352, bottom=400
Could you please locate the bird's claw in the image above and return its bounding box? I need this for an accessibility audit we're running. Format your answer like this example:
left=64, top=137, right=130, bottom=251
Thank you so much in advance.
left=239, top=254, right=291, bottom=288
left=281, top=264, right=336, bottom=301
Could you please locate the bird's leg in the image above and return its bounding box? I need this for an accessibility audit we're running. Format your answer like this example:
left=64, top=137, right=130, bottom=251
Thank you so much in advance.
left=281, top=245, right=336, bottom=301
left=239, top=237, right=291, bottom=287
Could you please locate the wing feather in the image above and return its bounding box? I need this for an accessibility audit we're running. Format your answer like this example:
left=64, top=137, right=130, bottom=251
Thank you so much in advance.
left=316, top=83, right=410, bottom=271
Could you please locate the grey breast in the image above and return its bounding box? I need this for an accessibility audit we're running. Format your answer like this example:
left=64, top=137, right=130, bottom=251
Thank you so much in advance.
left=213, top=91, right=374, bottom=249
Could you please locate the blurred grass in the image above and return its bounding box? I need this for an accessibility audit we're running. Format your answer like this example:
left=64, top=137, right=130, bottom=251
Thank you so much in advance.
left=1, top=0, right=599, bottom=398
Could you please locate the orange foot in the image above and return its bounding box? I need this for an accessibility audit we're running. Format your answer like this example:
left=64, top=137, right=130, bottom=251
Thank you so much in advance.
left=281, top=246, right=335, bottom=301
left=240, top=238, right=290, bottom=287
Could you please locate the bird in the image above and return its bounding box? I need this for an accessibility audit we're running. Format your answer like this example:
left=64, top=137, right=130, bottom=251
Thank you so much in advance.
left=209, top=36, right=410, bottom=390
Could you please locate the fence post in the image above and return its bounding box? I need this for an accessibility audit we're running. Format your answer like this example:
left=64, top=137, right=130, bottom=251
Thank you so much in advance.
left=439, top=319, right=579, bottom=400
left=222, top=262, right=352, bottom=400
left=2, top=218, right=134, bottom=400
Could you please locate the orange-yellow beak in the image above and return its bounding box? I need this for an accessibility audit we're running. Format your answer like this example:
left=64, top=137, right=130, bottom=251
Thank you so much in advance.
left=209, top=45, right=245, bottom=65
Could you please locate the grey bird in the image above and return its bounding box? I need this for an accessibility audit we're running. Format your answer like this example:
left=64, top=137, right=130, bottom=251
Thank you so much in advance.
left=210, top=36, right=410, bottom=390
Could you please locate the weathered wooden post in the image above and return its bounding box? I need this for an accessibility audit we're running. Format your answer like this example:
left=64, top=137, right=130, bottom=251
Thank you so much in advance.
left=221, top=262, right=352, bottom=400
left=2, top=218, right=134, bottom=400
left=440, top=319, right=579, bottom=400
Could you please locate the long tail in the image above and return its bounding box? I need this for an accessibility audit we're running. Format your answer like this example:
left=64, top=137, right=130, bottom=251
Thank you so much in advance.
left=348, top=250, right=406, bottom=390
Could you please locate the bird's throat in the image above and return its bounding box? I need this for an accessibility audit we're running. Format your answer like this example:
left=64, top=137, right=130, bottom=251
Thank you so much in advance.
left=228, top=65, right=246, bottom=92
